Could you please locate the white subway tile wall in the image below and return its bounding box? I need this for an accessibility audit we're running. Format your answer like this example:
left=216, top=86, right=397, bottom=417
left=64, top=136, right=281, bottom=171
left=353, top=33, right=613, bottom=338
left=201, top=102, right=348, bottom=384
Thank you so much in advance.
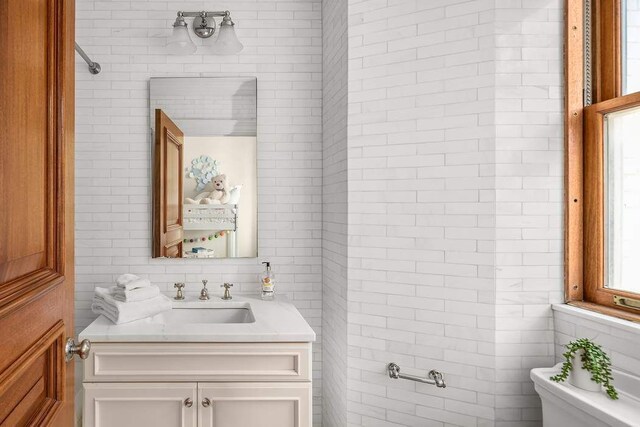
left=75, top=0, right=575, bottom=425
left=494, top=2, right=564, bottom=425
left=322, top=0, right=349, bottom=426
left=74, top=1, right=323, bottom=423
left=347, top=1, right=497, bottom=425
left=339, top=0, right=564, bottom=426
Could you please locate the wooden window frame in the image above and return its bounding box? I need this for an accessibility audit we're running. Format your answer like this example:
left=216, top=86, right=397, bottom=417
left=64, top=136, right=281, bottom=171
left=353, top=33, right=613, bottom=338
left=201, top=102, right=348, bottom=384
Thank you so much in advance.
left=566, top=0, right=640, bottom=321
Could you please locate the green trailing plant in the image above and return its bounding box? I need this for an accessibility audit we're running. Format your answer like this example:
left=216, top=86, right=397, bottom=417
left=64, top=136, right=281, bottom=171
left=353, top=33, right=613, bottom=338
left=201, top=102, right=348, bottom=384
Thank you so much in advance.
left=551, top=338, right=618, bottom=400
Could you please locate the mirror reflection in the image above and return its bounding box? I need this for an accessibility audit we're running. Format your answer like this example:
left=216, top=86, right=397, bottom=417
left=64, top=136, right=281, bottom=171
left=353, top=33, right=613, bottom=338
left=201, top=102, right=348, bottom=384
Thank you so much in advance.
left=150, top=77, right=257, bottom=259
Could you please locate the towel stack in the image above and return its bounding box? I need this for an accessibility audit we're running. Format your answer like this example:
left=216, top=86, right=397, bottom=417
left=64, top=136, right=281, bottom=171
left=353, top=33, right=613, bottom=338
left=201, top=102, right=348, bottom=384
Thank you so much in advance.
left=111, top=273, right=159, bottom=301
left=91, top=274, right=172, bottom=324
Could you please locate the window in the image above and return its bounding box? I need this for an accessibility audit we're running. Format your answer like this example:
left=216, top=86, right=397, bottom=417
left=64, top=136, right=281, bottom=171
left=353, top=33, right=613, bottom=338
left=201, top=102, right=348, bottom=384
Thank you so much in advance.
left=567, top=0, right=640, bottom=319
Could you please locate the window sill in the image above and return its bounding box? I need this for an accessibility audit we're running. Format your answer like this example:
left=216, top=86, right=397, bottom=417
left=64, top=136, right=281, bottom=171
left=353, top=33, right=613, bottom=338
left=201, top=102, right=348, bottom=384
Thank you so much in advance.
left=553, top=302, right=640, bottom=335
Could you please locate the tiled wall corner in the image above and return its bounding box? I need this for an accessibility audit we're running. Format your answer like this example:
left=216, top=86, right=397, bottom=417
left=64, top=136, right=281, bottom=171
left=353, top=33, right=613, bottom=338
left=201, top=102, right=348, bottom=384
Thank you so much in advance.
left=494, top=1, right=564, bottom=425
left=322, top=0, right=349, bottom=425
left=345, top=1, right=497, bottom=425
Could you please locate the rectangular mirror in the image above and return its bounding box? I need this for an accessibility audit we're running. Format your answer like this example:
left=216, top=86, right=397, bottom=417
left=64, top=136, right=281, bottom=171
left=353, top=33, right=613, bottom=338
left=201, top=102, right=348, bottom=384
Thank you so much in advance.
left=150, top=77, right=257, bottom=259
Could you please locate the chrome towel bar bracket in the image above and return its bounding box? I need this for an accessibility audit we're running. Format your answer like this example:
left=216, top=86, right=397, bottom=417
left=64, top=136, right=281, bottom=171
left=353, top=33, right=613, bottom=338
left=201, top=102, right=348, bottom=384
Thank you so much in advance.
left=387, top=362, right=446, bottom=388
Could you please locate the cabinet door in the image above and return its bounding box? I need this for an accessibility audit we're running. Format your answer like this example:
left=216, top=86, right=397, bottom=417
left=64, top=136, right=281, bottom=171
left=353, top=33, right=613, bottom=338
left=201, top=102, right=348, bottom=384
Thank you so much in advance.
left=198, top=383, right=311, bottom=427
left=83, top=383, right=197, bottom=427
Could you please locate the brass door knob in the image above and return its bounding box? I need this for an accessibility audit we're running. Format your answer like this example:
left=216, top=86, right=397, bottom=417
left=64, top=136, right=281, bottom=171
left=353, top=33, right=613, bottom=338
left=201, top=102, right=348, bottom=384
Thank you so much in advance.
left=65, top=338, right=91, bottom=362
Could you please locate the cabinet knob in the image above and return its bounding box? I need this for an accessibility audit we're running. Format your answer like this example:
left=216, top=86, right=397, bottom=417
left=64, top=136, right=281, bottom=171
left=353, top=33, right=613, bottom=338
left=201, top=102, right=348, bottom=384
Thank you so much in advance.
left=184, top=398, right=193, bottom=408
left=202, top=397, right=211, bottom=407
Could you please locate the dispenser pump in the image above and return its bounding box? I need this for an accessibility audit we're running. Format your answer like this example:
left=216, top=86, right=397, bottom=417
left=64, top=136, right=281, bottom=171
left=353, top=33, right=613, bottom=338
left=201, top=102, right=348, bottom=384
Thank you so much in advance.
left=260, top=261, right=275, bottom=300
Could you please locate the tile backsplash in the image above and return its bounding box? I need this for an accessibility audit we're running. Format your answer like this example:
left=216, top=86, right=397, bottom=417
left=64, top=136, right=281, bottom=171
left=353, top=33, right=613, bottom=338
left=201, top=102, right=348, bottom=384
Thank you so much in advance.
left=75, top=0, right=323, bottom=423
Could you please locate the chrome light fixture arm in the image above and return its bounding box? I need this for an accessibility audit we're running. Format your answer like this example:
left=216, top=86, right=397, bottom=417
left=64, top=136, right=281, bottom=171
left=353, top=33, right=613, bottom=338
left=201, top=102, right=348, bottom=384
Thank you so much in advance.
left=174, top=10, right=234, bottom=39
left=179, top=10, right=229, bottom=18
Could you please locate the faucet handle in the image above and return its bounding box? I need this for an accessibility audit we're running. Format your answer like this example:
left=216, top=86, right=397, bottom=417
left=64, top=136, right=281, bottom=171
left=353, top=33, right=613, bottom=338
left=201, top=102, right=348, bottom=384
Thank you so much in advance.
left=221, top=283, right=233, bottom=300
left=174, top=282, right=185, bottom=300
left=202, top=279, right=208, bottom=287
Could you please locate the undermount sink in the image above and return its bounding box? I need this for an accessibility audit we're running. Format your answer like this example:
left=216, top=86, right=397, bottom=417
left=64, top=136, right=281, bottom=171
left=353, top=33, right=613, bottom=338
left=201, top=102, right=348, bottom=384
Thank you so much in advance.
left=149, top=302, right=255, bottom=324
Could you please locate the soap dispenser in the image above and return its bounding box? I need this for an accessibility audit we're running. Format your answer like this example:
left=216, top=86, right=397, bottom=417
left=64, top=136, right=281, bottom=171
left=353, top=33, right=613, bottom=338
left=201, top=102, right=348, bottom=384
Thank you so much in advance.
left=260, top=261, right=275, bottom=300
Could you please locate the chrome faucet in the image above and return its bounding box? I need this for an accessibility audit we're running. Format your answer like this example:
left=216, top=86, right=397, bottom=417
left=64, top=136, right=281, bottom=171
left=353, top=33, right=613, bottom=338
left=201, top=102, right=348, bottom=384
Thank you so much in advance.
left=221, top=283, right=233, bottom=300
left=199, top=280, right=210, bottom=300
left=174, top=282, right=185, bottom=300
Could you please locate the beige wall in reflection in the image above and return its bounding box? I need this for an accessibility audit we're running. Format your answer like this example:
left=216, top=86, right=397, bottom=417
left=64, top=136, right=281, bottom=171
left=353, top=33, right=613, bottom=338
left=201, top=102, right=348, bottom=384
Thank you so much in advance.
left=183, top=136, right=257, bottom=258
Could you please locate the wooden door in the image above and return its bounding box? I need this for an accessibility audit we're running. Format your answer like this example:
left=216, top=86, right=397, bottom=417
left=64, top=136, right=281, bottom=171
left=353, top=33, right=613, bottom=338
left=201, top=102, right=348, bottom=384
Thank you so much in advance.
left=83, top=383, right=198, bottom=427
left=153, top=109, right=184, bottom=258
left=198, top=383, right=312, bottom=427
left=0, top=0, right=75, bottom=425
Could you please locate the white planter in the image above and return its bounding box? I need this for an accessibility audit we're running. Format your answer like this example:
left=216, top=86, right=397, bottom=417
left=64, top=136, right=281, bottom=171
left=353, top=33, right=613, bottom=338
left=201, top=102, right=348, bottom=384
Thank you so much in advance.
left=569, top=350, right=602, bottom=392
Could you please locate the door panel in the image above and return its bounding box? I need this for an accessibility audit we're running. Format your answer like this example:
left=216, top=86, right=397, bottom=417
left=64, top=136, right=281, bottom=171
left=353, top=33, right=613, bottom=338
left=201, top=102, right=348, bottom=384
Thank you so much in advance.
left=166, top=139, right=181, bottom=227
left=153, top=109, right=184, bottom=258
left=0, top=0, right=75, bottom=425
left=198, top=383, right=312, bottom=427
left=83, top=383, right=197, bottom=427
left=0, top=322, right=65, bottom=427
left=0, top=0, right=49, bottom=283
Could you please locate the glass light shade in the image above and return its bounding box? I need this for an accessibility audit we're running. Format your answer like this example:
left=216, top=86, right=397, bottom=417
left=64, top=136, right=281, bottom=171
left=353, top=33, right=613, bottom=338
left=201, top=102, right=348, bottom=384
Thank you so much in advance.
left=167, top=24, right=196, bottom=55
left=213, top=23, right=243, bottom=55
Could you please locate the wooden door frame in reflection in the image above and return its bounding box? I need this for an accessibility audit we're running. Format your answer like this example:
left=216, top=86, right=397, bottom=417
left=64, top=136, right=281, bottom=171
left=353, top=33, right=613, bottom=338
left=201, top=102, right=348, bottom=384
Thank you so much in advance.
left=153, top=109, right=184, bottom=258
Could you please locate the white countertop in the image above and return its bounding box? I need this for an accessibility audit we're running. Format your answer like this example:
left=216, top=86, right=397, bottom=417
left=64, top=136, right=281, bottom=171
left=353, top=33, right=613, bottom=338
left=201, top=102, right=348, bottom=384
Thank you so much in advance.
left=79, top=295, right=316, bottom=343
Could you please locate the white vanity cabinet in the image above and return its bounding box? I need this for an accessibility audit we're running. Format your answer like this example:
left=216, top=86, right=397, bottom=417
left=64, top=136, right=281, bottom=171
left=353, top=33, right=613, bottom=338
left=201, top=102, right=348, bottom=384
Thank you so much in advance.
left=84, top=382, right=198, bottom=427
left=82, top=342, right=312, bottom=427
left=198, top=383, right=311, bottom=427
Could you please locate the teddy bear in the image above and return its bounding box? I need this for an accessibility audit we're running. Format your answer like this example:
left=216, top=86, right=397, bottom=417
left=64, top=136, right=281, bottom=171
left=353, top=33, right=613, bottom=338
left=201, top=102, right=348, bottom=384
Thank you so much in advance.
left=185, top=174, right=230, bottom=205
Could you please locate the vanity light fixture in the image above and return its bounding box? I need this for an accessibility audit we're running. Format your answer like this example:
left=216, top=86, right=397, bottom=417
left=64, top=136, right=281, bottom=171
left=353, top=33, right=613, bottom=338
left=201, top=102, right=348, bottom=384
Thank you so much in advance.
left=166, top=10, right=243, bottom=55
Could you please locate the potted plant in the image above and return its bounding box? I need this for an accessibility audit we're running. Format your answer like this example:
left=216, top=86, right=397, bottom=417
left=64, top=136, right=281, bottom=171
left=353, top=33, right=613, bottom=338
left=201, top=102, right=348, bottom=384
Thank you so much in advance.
left=550, top=338, right=618, bottom=399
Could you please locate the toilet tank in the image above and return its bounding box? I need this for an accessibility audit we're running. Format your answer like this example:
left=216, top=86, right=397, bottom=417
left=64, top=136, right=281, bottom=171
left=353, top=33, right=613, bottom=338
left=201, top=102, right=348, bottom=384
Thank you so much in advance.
left=531, top=364, right=640, bottom=427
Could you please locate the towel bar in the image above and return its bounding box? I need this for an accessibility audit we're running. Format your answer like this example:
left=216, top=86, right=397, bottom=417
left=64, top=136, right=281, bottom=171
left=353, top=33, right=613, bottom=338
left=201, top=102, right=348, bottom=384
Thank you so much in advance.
left=387, top=362, right=446, bottom=388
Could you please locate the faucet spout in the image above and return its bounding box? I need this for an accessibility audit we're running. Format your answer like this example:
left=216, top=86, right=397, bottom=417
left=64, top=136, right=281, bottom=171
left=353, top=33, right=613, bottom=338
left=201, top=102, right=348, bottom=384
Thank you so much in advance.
left=199, top=279, right=210, bottom=300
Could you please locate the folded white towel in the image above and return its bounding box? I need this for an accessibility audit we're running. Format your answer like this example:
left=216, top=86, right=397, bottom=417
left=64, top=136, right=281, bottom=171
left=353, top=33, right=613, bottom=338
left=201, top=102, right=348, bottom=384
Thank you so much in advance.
left=110, top=285, right=160, bottom=302
left=92, top=287, right=172, bottom=324
left=115, top=274, right=152, bottom=291
left=116, top=273, right=140, bottom=285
